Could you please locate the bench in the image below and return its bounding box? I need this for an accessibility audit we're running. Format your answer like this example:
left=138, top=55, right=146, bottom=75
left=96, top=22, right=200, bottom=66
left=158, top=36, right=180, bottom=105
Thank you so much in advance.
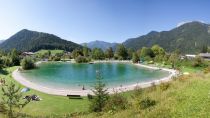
left=67, top=94, right=83, bottom=99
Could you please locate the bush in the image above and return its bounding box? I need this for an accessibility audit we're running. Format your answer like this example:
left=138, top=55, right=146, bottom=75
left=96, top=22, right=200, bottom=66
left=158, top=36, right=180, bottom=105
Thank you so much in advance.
left=104, top=93, right=129, bottom=112
left=87, top=94, right=93, bottom=100
left=203, top=66, right=210, bottom=74
left=139, top=97, right=156, bottom=109
left=75, top=56, right=90, bottom=63
left=159, top=82, right=170, bottom=91
left=144, top=56, right=153, bottom=62
left=2, top=57, right=13, bottom=67
left=21, top=57, right=35, bottom=70
left=192, top=56, right=206, bottom=67
left=52, top=56, right=61, bottom=61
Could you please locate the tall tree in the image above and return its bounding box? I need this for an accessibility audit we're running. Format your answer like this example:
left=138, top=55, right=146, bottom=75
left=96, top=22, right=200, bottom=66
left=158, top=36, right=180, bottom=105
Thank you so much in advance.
left=90, top=71, right=109, bottom=112
left=201, top=45, right=208, bottom=53
left=21, top=57, right=35, bottom=70
left=169, top=52, right=179, bottom=69
left=92, top=48, right=104, bottom=60
left=140, top=47, right=154, bottom=58
left=10, top=49, right=20, bottom=66
left=72, top=49, right=82, bottom=59
left=151, top=45, right=165, bottom=56
left=132, top=52, right=139, bottom=63
left=83, top=44, right=89, bottom=57
left=115, top=44, right=128, bottom=60
left=127, top=48, right=134, bottom=60
left=105, top=47, right=114, bottom=59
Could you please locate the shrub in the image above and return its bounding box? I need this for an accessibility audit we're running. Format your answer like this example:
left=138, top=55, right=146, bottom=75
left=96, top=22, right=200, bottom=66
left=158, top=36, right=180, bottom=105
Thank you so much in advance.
left=159, top=82, right=170, bottom=91
left=52, top=56, right=61, bottom=61
left=104, top=93, right=129, bottom=112
left=203, top=66, right=210, bottom=74
left=144, top=56, right=153, bottom=62
left=87, top=94, right=93, bottom=100
left=192, top=56, right=206, bottom=67
left=2, top=57, right=13, bottom=67
left=75, top=56, right=90, bottom=63
left=139, top=97, right=156, bottom=109
left=21, top=57, right=35, bottom=70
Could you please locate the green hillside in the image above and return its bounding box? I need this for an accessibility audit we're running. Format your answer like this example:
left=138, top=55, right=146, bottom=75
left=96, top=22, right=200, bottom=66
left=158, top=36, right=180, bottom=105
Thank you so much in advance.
left=123, top=21, right=210, bottom=54
left=0, top=29, right=83, bottom=52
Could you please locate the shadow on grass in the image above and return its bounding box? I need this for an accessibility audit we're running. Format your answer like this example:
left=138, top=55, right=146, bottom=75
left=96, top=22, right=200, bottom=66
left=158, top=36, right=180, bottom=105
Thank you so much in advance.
left=0, top=69, right=9, bottom=75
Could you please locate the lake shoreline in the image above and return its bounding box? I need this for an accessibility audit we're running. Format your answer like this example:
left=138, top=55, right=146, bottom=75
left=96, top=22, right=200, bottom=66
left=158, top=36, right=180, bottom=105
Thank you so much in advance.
left=12, top=60, right=178, bottom=96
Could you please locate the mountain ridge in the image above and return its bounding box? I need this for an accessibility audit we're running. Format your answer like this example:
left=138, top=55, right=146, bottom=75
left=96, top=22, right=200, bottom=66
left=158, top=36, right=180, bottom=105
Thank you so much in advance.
left=81, top=40, right=118, bottom=51
left=0, top=29, right=83, bottom=52
left=123, top=21, right=210, bottom=54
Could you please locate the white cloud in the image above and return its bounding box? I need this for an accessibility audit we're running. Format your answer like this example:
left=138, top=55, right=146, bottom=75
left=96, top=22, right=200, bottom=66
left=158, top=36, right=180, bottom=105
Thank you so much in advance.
left=176, top=21, right=191, bottom=27
left=176, top=20, right=206, bottom=27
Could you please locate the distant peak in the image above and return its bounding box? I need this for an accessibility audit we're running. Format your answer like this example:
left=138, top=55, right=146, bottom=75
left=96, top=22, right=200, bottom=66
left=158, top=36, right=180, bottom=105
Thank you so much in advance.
left=148, top=31, right=159, bottom=35
left=94, top=40, right=104, bottom=42
left=20, top=29, right=30, bottom=32
left=177, top=20, right=206, bottom=27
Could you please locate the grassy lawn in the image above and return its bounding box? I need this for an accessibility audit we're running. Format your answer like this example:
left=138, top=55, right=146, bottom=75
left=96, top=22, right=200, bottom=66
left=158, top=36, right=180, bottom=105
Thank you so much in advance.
left=154, top=62, right=205, bottom=73
left=0, top=67, right=89, bottom=117
left=180, top=66, right=204, bottom=73
left=35, top=49, right=64, bottom=55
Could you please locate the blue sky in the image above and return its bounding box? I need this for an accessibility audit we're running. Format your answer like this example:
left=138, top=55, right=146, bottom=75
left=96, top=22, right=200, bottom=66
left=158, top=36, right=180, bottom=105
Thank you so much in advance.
left=0, top=0, right=210, bottom=43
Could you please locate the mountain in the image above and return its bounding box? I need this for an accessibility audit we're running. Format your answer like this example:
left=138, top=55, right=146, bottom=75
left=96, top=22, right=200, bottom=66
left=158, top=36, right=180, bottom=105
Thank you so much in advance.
left=123, top=21, right=210, bottom=54
left=82, top=40, right=118, bottom=51
left=0, top=40, right=4, bottom=44
left=0, top=29, right=82, bottom=52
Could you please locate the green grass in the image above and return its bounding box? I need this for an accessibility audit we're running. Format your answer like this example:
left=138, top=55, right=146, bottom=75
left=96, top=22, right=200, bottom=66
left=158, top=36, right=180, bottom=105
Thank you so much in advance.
left=35, top=49, right=64, bottom=55
left=0, top=67, right=89, bottom=117
left=180, top=66, right=204, bottom=73
left=79, top=73, right=210, bottom=118
left=154, top=62, right=205, bottom=73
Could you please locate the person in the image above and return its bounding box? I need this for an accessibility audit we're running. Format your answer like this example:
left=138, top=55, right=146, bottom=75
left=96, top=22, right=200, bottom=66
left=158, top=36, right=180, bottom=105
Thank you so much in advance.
left=82, top=85, right=85, bottom=90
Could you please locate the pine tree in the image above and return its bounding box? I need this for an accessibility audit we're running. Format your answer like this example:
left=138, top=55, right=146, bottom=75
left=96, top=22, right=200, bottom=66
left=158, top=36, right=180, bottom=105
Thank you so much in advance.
left=90, top=71, right=109, bottom=112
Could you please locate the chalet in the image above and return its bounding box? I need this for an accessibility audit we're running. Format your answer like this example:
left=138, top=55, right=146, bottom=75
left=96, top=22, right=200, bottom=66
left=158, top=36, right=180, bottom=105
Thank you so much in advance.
left=199, top=53, right=210, bottom=60
left=22, top=52, right=35, bottom=56
left=185, top=54, right=196, bottom=59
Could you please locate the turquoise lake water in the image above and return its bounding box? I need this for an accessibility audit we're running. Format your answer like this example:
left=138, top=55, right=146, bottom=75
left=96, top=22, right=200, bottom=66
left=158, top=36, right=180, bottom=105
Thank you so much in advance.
left=20, top=62, right=170, bottom=90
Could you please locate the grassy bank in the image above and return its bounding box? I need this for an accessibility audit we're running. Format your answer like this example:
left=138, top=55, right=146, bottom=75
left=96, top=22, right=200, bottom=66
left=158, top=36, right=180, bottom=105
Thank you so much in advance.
left=80, top=72, right=210, bottom=118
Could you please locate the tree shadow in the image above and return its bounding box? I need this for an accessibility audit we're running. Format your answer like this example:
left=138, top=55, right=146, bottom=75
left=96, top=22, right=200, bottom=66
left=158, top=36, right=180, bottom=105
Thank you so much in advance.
left=0, top=69, right=9, bottom=75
